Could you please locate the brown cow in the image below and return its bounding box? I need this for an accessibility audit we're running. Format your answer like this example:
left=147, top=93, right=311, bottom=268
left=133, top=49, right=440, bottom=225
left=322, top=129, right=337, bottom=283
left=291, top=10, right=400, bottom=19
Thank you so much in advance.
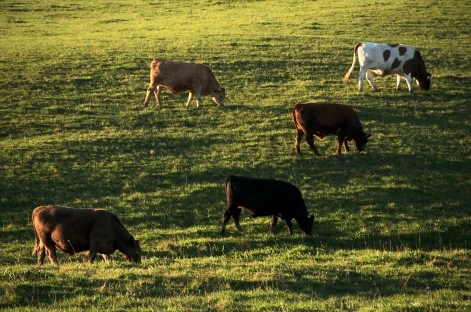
left=143, top=59, right=225, bottom=107
left=32, top=205, right=141, bottom=267
left=292, top=103, right=371, bottom=156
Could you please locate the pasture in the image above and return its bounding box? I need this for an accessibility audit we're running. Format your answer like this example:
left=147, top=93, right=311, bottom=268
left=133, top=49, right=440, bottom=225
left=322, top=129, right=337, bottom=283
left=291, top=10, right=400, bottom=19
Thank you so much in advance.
left=1, top=0, right=470, bottom=310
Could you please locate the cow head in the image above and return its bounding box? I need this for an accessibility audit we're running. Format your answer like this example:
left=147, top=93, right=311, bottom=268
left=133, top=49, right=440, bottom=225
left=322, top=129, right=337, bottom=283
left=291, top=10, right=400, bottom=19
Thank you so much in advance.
left=354, top=132, right=371, bottom=152
left=417, top=73, right=432, bottom=91
left=297, top=214, right=314, bottom=235
left=123, top=236, right=141, bottom=263
left=211, top=87, right=225, bottom=106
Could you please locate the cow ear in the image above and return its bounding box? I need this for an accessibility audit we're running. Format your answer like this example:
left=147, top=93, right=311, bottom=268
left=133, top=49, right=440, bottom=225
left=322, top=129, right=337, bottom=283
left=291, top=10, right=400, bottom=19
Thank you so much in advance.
left=129, top=236, right=135, bottom=244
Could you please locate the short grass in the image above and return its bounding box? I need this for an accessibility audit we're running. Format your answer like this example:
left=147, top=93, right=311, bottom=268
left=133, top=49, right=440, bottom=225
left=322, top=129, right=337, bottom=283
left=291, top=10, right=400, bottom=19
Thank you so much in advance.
left=1, top=0, right=470, bottom=310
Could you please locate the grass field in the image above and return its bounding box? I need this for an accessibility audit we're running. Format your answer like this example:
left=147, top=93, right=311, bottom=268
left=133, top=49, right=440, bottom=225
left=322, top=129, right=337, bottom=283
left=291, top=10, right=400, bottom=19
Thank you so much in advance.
left=1, top=0, right=470, bottom=310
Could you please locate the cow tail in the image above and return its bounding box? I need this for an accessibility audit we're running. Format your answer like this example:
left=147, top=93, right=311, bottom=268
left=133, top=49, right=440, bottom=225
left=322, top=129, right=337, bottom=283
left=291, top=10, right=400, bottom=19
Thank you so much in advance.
left=31, top=214, right=39, bottom=256
left=225, top=176, right=233, bottom=193
left=343, top=43, right=361, bottom=83
left=292, top=105, right=300, bottom=130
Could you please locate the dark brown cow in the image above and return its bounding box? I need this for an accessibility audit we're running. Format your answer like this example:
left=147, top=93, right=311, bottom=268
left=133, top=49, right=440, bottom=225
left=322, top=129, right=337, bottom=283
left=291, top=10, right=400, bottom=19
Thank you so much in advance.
left=221, top=176, right=314, bottom=235
left=32, top=205, right=141, bottom=267
left=292, top=103, right=371, bottom=156
left=143, top=59, right=225, bottom=107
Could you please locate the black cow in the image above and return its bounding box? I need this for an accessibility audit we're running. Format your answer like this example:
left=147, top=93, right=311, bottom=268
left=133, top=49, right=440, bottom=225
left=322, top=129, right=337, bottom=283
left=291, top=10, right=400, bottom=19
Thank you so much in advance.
left=220, top=176, right=314, bottom=235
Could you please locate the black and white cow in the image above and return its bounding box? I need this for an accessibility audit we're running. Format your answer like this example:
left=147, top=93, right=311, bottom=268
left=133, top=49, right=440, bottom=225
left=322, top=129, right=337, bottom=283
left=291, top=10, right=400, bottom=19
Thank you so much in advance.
left=220, top=176, right=314, bottom=235
left=343, top=42, right=431, bottom=92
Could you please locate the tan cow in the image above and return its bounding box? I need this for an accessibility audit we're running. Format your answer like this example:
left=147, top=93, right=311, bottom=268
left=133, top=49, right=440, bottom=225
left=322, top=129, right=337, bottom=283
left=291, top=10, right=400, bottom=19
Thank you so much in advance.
left=143, top=59, right=225, bottom=107
left=32, top=205, right=141, bottom=267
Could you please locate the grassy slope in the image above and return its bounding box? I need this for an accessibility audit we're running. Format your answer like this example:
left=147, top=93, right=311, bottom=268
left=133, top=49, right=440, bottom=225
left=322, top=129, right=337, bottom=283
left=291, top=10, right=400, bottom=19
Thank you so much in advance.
left=1, top=0, right=470, bottom=310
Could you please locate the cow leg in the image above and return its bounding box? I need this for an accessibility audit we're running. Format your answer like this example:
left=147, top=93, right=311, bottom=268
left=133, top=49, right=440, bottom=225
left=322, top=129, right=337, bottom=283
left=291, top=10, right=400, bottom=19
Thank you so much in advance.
left=404, top=74, right=413, bottom=92
left=232, top=208, right=243, bottom=232
left=144, top=84, right=157, bottom=107
left=221, top=207, right=239, bottom=234
left=358, top=67, right=367, bottom=91
left=396, top=75, right=402, bottom=91
left=270, top=216, right=279, bottom=234
left=193, top=85, right=202, bottom=108
left=336, top=137, right=344, bottom=155
left=344, top=140, right=350, bottom=153
left=38, top=234, right=59, bottom=267
left=186, top=92, right=194, bottom=107
left=221, top=207, right=242, bottom=233
left=88, top=248, right=98, bottom=264
left=366, top=70, right=379, bottom=91
left=37, top=244, right=47, bottom=266
left=295, top=130, right=304, bottom=155
left=284, top=219, right=294, bottom=235
left=102, top=254, right=111, bottom=262
left=220, top=210, right=231, bottom=234
left=45, top=245, right=59, bottom=268
left=306, top=134, right=321, bottom=156
left=154, top=86, right=163, bottom=106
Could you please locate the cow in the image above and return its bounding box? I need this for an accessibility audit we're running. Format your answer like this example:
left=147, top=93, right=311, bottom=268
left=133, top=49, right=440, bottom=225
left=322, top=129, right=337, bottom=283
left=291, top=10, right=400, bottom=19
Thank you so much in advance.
left=32, top=205, right=141, bottom=267
left=292, top=103, right=371, bottom=156
left=220, top=176, right=314, bottom=235
left=343, top=42, right=431, bottom=92
left=143, top=59, right=225, bottom=107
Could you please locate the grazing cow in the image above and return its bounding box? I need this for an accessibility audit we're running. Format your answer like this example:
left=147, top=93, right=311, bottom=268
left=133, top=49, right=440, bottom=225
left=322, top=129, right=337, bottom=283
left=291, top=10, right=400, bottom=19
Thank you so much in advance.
left=143, top=59, right=225, bottom=107
left=343, top=42, right=431, bottom=92
left=32, top=205, right=141, bottom=267
left=292, top=103, right=371, bottom=156
left=221, top=176, right=314, bottom=235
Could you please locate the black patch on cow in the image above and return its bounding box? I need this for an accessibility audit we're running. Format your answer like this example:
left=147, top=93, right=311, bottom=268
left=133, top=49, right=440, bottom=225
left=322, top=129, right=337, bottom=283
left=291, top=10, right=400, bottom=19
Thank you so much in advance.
left=399, top=46, right=407, bottom=56
left=383, top=49, right=391, bottom=62
left=388, top=44, right=399, bottom=48
left=403, top=58, right=413, bottom=75
left=391, top=58, right=401, bottom=70
left=403, top=50, right=425, bottom=76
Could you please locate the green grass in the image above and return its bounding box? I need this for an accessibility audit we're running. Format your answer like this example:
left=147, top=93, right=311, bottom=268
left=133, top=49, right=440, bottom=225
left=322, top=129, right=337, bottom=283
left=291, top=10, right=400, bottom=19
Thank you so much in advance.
left=1, top=0, right=470, bottom=310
